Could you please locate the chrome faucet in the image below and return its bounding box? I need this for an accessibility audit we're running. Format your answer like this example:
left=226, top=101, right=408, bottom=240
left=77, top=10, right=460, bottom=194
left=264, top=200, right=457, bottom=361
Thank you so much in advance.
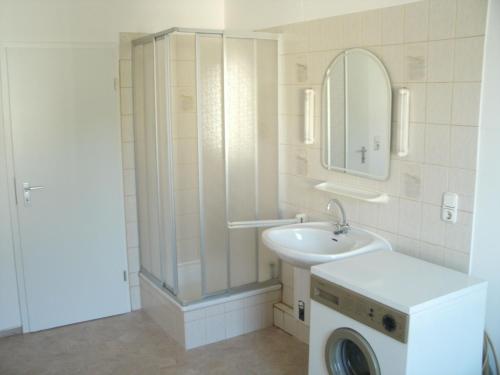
left=326, top=199, right=350, bottom=235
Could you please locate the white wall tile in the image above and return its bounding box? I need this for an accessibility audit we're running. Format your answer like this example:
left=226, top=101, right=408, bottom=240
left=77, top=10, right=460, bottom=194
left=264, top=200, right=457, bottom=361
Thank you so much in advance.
left=184, top=308, right=205, bottom=322
left=422, top=164, right=448, bottom=205
left=453, top=37, right=484, bottom=81
left=381, top=45, right=404, bottom=83
left=343, top=13, right=364, bottom=47
left=425, top=124, right=450, bottom=166
left=225, top=309, right=245, bottom=338
left=452, top=83, right=481, bottom=126
left=426, top=83, right=452, bottom=124
left=274, top=307, right=284, bottom=329
left=358, top=201, right=380, bottom=227
left=444, top=249, right=469, bottom=272
left=205, top=304, right=225, bottom=317
left=382, top=6, right=404, bottom=45
left=427, top=40, right=455, bottom=82
left=421, top=203, right=446, bottom=246
left=130, top=285, right=141, bottom=311
left=308, top=17, right=344, bottom=52
left=408, top=83, right=427, bottom=123
left=450, top=126, right=478, bottom=169
left=126, top=222, right=139, bottom=248
left=420, top=242, right=445, bottom=265
left=128, top=272, right=139, bottom=287
left=120, top=88, right=133, bottom=115
left=455, top=0, right=487, bottom=37
left=119, top=60, right=132, bottom=88
left=124, top=195, right=138, bottom=222
left=282, top=284, right=294, bottom=307
left=395, top=235, right=421, bottom=258
left=224, top=298, right=245, bottom=312
left=281, top=23, right=309, bottom=54
left=185, top=319, right=206, bottom=349
left=127, top=247, right=140, bottom=273
left=362, top=9, right=382, bottom=46
left=307, top=50, right=340, bottom=85
left=404, top=1, right=429, bottom=43
left=404, top=43, right=428, bottom=82
left=429, top=0, right=457, bottom=40
left=123, top=169, right=136, bottom=196
left=283, top=311, right=298, bottom=336
left=121, top=115, right=134, bottom=142
left=121, top=141, right=135, bottom=169
left=448, top=168, right=476, bottom=212
left=205, top=314, right=226, bottom=344
left=398, top=199, right=422, bottom=239
left=399, top=161, right=422, bottom=200
left=445, top=211, right=473, bottom=252
left=406, top=123, right=426, bottom=163
left=377, top=197, right=399, bottom=233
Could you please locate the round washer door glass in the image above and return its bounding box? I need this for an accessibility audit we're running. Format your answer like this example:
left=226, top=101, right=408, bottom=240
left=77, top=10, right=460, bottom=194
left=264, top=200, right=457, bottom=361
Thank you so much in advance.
left=325, top=328, right=380, bottom=375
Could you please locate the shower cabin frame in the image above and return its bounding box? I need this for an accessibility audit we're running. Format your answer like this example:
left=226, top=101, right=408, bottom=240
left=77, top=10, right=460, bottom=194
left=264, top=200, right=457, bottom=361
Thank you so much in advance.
left=131, top=28, right=283, bottom=306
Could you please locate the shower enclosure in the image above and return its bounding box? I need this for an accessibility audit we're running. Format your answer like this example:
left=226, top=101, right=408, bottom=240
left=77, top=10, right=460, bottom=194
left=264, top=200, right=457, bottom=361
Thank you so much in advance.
left=131, top=28, right=280, bottom=305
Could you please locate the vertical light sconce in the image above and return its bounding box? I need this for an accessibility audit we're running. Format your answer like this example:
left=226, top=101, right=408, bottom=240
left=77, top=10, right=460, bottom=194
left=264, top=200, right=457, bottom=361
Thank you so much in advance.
left=396, top=88, right=410, bottom=157
left=304, top=88, right=315, bottom=144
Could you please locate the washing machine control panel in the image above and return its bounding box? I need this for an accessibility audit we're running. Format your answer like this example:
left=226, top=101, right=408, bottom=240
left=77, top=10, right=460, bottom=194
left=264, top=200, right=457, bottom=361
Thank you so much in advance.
left=311, top=275, right=409, bottom=343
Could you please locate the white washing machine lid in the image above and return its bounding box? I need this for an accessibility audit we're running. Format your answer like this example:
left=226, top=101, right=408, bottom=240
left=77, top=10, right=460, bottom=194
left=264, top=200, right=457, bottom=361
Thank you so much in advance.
left=311, top=250, right=487, bottom=314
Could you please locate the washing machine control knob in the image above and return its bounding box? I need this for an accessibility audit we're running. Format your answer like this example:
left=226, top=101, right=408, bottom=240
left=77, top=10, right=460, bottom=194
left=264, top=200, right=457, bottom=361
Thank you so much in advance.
left=382, top=314, right=397, bottom=332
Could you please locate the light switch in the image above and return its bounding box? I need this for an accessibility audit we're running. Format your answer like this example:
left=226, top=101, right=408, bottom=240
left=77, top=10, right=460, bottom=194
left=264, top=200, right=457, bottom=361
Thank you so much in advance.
left=441, top=192, right=458, bottom=223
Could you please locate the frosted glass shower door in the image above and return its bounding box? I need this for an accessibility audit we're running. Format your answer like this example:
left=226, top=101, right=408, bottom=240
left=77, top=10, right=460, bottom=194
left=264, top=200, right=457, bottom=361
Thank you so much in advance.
left=197, top=34, right=229, bottom=296
left=225, top=37, right=279, bottom=288
left=155, top=36, right=178, bottom=293
left=132, top=42, right=162, bottom=281
left=132, top=38, right=177, bottom=293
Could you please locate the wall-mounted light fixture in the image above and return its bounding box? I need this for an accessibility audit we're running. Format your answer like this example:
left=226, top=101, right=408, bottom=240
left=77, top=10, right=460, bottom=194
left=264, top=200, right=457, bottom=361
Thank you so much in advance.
left=304, top=88, right=315, bottom=145
left=396, top=88, right=410, bottom=157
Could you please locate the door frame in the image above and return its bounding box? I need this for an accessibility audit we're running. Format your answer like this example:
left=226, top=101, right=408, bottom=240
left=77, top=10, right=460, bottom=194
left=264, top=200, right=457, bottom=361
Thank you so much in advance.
left=0, top=42, right=130, bottom=333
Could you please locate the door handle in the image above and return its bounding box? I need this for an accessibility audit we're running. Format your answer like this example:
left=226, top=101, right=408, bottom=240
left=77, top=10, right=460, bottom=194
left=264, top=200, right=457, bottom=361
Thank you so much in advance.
left=23, top=182, right=45, bottom=206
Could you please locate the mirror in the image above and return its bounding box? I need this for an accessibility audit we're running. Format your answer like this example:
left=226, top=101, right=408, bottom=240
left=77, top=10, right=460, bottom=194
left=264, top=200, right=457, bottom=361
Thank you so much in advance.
left=321, top=48, right=392, bottom=180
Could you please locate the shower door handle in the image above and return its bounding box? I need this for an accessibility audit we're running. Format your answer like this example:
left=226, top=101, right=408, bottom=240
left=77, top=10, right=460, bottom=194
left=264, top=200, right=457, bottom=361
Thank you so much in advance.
left=227, top=214, right=307, bottom=229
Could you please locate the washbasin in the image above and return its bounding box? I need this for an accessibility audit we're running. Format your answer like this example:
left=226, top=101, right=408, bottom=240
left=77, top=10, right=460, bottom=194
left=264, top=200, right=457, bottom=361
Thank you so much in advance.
left=262, top=222, right=391, bottom=268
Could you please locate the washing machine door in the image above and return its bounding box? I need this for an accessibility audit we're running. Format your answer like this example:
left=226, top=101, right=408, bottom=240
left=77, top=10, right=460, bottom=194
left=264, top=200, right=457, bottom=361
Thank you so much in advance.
left=325, top=328, right=380, bottom=375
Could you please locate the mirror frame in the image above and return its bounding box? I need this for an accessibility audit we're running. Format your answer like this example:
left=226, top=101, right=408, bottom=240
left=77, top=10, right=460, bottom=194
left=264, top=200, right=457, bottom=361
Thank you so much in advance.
left=321, top=48, right=392, bottom=181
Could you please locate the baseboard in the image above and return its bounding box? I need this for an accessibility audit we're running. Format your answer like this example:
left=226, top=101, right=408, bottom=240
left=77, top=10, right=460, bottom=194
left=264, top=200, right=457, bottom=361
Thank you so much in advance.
left=0, top=326, right=22, bottom=338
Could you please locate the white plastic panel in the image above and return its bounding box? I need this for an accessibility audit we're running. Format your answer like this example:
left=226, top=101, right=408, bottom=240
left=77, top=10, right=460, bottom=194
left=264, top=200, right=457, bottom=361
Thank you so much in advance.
left=197, top=34, right=228, bottom=295
left=225, top=37, right=258, bottom=288
left=155, top=37, right=178, bottom=292
left=169, top=33, right=202, bottom=302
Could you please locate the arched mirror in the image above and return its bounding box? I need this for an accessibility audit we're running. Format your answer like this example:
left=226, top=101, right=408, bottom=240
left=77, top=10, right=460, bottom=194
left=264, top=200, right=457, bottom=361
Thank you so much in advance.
left=321, top=49, right=392, bottom=180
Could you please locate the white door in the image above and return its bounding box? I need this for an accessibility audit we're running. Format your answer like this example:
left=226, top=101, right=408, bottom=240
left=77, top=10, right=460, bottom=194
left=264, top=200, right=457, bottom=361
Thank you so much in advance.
left=5, top=46, right=130, bottom=332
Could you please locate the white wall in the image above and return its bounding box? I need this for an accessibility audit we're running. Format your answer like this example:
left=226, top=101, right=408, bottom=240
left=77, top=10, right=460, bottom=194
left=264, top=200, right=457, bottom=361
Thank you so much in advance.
left=0, top=80, right=21, bottom=332
left=225, top=0, right=417, bottom=30
left=0, top=0, right=225, bottom=43
left=471, top=0, right=500, bottom=351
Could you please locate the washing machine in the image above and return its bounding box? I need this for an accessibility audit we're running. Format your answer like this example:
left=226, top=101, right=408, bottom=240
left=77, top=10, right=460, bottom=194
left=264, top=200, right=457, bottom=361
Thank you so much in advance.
left=308, top=250, right=487, bottom=375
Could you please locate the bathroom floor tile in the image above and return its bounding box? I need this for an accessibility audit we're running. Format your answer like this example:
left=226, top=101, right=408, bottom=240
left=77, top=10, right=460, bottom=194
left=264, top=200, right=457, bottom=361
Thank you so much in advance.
left=0, top=311, right=308, bottom=375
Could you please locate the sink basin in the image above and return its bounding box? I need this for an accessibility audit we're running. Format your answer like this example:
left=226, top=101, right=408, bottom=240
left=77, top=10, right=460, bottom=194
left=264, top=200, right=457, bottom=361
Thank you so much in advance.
left=262, top=222, right=392, bottom=268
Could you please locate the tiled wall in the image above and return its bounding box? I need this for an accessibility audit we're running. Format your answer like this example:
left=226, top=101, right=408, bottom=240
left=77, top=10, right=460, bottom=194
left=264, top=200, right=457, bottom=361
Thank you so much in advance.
left=264, top=0, right=487, bottom=323
left=119, top=33, right=146, bottom=310
left=140, top=275, right=281, bottom=349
